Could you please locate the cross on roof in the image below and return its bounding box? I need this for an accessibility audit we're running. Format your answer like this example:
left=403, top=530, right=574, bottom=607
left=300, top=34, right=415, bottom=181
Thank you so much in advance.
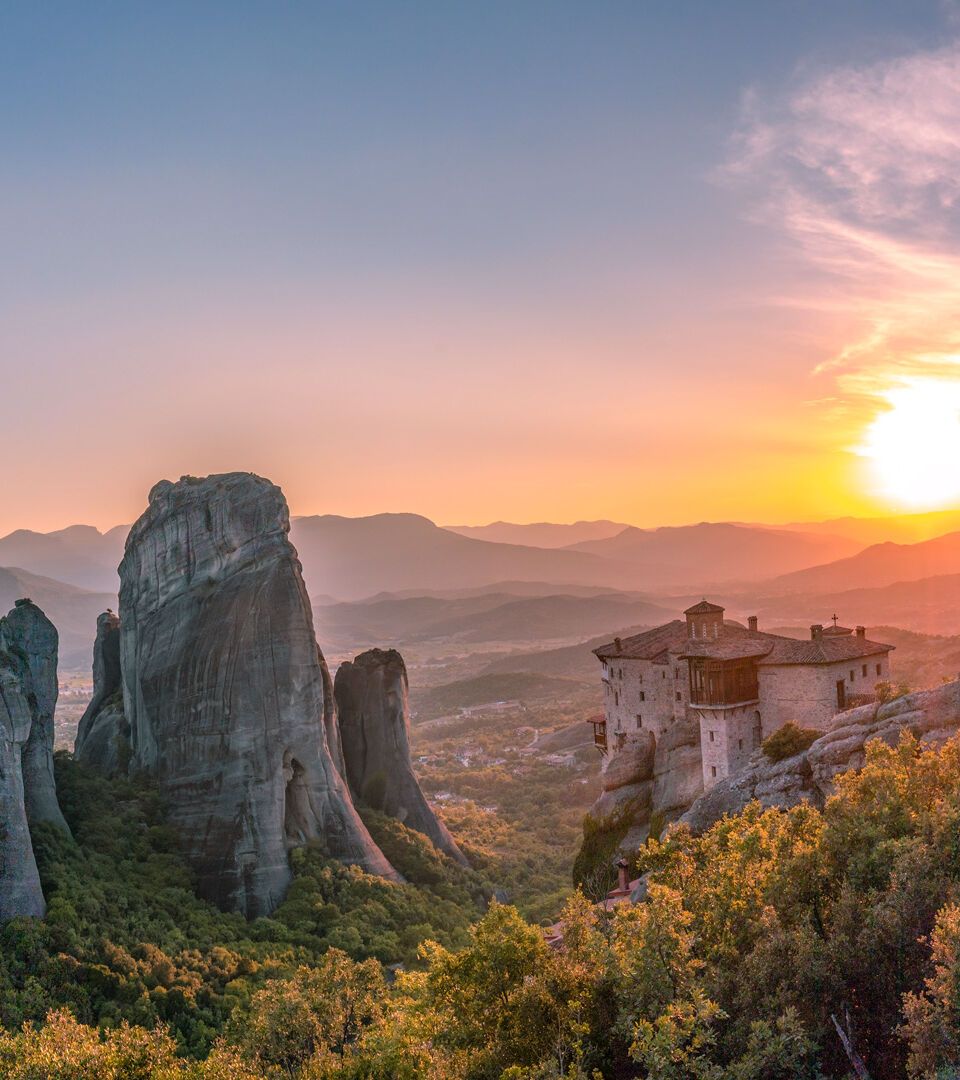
left=832, top=614, right=839, bottom=627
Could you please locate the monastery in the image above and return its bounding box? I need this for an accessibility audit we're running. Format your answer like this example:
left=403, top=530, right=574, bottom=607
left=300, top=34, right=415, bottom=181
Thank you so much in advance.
left=593, top=600, right=893, bottom=791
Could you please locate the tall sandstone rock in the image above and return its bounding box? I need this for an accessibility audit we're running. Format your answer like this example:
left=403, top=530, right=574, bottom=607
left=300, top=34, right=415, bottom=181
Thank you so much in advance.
left=117, top=472, right=397, bottom=917
left=74, top=611, right=128, bottom=775
left=0, top=600, right=70, bottom=920
left=335, top=648, right=468, bottom=866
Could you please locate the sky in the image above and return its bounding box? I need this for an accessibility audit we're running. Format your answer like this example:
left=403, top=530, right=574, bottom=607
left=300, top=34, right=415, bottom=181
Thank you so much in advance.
left=4, top=1, right=960, bottom=533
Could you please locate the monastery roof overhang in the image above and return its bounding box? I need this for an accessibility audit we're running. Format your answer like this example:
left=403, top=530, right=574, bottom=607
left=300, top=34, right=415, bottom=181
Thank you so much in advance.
left=757, top=635, right=895, bottom=666
left=593, top=620, right=690, bottom=661
left=596, top=618, right=895, bottom=667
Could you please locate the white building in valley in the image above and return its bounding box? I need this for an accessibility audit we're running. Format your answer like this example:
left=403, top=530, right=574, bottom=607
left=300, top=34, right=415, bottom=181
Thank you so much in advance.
left=594, top=600, right=893, bottom=790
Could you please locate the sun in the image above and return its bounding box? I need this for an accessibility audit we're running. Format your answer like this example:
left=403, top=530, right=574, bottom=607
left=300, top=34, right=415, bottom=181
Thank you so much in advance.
left=858, top=379, right=960, bottom=510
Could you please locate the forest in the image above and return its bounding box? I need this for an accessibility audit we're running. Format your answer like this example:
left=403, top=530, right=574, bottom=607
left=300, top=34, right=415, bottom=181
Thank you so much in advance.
left=3, top=732, right=960, bottom=1078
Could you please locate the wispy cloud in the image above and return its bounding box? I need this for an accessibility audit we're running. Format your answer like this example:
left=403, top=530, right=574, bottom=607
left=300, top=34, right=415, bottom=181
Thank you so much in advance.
left=725, top=40, right=960, bottom=409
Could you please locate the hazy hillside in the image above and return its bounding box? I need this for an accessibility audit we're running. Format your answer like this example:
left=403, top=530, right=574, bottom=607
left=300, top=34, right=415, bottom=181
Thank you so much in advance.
left=566, top=522, right=863, bottom=585
left=443, top=520, right=627, bottom=547
left=0, top=524, right=126, bottom=592
left=772, top=531, right=960, bottom=594
left=0, top=566, right=115, bottom=667
left=314, top=591, right=671, bottom=649
left=748, top=572, right=960, bottom=636
left=289, top=513, right=624, bottom=599
left=774, top=508, right=960, bottom=546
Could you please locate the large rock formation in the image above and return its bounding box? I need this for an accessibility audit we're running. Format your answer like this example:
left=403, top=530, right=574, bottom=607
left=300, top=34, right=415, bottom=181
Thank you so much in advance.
left=335, top=648, right=468, bottom=866
left=2, top=600, right=69, bottom=835
left=0, top=599, right=71, bottom=920
left=680, top=680, right=960, bottom=834
left=74, top=611, right=129, bottom=775
left=116, top=472, right=397, bottom=917
left=580, top=718, right=703, bottom=861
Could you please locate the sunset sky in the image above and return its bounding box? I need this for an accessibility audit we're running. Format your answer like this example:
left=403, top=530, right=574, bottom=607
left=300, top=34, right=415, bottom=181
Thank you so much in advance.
left=4, top=2, right=960, bottom=534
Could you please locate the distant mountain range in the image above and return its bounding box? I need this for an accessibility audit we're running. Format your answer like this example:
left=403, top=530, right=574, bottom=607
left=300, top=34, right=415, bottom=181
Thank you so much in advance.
left=443, top=520, right=627, bottom=548
left=7, top=510, right=960, bottom=669
left=770, top=530, right=960, bottom=594
left=0, top=525, right=127, bottom=592
left=314, top=591, right=672, bottom=649
left=565, top=522, right=861, bottom=585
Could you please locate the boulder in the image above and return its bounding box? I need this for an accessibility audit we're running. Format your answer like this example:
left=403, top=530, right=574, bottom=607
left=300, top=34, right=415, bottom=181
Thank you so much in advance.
left=601, top=730, right=655, bottom=791
left=117, top=472, right=397, bottom=917
left=652, top=717, right=704, bottom=818
left=335, top=648, right=468, bottom=866
left=74, top=611, right=129, bottom=775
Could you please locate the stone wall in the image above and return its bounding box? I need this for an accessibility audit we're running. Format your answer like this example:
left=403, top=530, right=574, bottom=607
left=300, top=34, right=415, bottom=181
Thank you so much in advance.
left=601, top=656, right=688, bottom=740
left=757, top=653, right=890, bottom=735
left=695, top=703, right=762, bottom=789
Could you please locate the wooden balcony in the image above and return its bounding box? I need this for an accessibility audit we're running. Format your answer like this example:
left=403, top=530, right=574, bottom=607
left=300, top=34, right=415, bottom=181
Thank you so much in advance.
left=587, top=715, right=608, bottom=754
left=688, top=657, right=759, bottom=707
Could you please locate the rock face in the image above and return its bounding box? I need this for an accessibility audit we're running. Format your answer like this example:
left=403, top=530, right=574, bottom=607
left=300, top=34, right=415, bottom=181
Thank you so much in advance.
left=582, top=719, right=703, bottom=858
left=117, top=473, right=397, bottom=917
left=680, top=680, right=960, bottom=834
left=2, top=600, right=69, bottom=835
left=0, top=599, right=71, bottom=920
left=74, top=611, right=129, bottom=775
left=335, top=648, right=468, bottom=866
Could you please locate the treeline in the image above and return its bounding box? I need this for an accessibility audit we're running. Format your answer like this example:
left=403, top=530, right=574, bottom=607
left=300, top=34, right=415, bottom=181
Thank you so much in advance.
left=6, top=736, right=960, bottom=1077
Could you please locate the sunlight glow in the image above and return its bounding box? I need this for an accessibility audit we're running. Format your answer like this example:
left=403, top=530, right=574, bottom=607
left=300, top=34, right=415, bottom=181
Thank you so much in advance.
left=858, top=378, right=960, bottom=510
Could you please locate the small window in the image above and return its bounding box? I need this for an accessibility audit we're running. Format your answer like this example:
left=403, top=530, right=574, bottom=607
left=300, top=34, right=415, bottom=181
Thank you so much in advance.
left=675, top=668, right=681, bottom=679
left=850, top=670, right=855, bottom=682
left=709, top=731, right=715, bottom=743
left=675, top=691, right=682, bottom=702
left=876, top=663, right=882, bottom=676
left=862, top=664, right=868, bottom=678
left=638, top=672, right=643, bottom=684
left=711, top=766, right=717, bottom=778
left=738, top=739, right=743, bottom=750
left=639, top=691, right=646, bottom=702
left=662, top=670, right=666, bottom=679
left=636, top=716, right=642, bottom=729
left=614, top=691, right=619, bottom=706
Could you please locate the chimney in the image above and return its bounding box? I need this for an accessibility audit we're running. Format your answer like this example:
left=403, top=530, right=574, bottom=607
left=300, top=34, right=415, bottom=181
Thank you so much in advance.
left=614, top=637, right=622, bottom=653
left=747, top=615, right=758, bottom=632
left=811, top=624, right=823, bottom=641
left=616, top=858, right=629, bottom=893
left=856, top=625, right=866, bottom=639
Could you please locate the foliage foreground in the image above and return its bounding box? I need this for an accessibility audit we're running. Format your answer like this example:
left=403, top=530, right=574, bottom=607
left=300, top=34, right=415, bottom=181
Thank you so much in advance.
left=7, top=736, right=960, bottom=1077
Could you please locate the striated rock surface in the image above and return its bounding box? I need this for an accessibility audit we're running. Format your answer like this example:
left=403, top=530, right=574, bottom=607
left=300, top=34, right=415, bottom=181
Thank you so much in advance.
left=2, top=600, right=69, bottom=835
left=118, top=472, right=397, bottom=917
left=583, top=719, right=703, bottom=858
left=74, top=611, right=129, bottom=775
left=335, top=648, right=468, bottom=866
left=680, top=680, right=960, bottom=834
left=0, top=599, right=72, bottom=920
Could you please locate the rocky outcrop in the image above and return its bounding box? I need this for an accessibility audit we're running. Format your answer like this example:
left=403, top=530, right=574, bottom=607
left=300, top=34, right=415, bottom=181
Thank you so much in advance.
left=582, top=719, right=703, bottom=859
left=74, top=611, right=129, bottom=775
left=0, top=599, right=72, bottom=920
left=2, top=600, right=69, bottom=835
left=335, top=648, right=468, bottom=866
left=117, top=472, right=397, bottom=917
left=680, top=680, right=960, bottom=834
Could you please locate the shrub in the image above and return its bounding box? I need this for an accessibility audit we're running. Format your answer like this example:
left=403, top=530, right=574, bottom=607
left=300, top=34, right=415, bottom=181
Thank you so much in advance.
left=761, top=723, right=820, bottom=763
left=876, top=680, right=911, bottom=705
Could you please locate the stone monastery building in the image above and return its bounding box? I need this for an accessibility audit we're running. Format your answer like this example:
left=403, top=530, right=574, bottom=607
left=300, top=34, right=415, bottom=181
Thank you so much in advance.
left=594, top=600, right=893, bottom=791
